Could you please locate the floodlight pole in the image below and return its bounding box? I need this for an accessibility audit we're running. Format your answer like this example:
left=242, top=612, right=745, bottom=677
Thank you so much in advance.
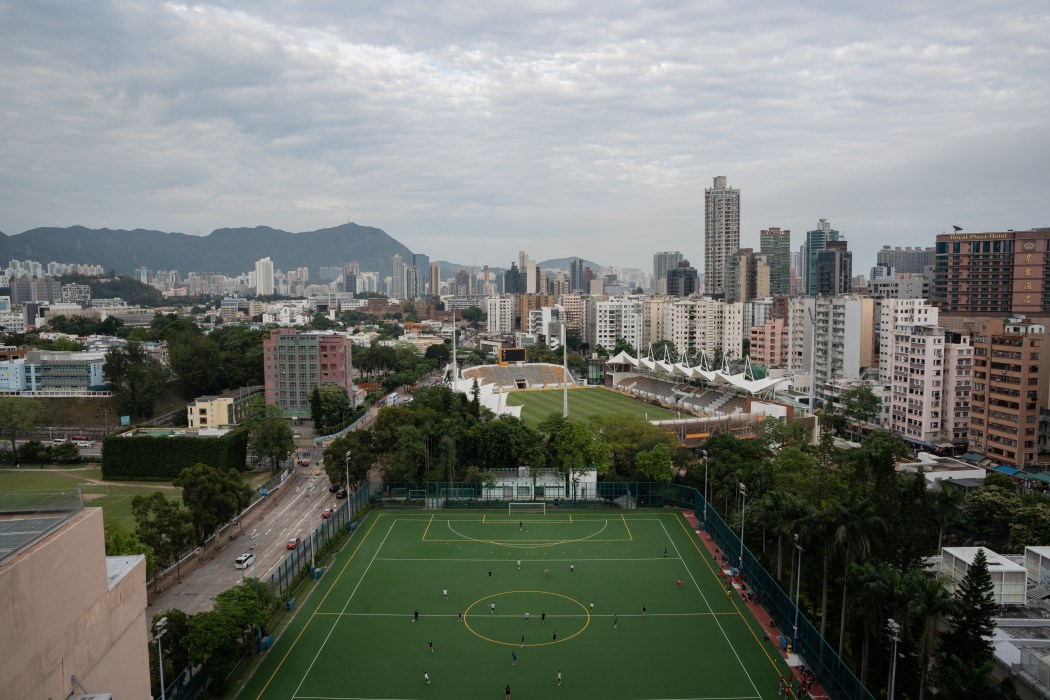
left=155, top=616, right=168, bottom=700
left=887, top=618, right=901, bottom=700
left=701, top=450, right=709, bottom=530
left=738, top=483, right=747, bottom=577
left=344, top=450, right=351, bottom=495
left=793, top=534, right=803, bottom=653
left=560, top=304, right=568, bottom=419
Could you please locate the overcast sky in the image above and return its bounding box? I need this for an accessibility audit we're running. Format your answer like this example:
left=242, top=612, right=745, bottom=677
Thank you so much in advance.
left=1, top=1, right=1048, bottom=273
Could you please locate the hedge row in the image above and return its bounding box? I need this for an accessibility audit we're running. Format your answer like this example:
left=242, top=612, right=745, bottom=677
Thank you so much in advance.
left=101, top=429, right=249, bottom=479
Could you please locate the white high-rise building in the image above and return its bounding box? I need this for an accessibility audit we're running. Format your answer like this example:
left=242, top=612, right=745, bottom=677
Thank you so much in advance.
left=254, top=257, right=274, bottom=296
left=704, top=176, right=740, bottom=297
left=593, top=296, right=644, bottom=352
left=877, top=299, right=939, bottom=383
left=486, top=295, right=516, bottom=335
left=889, top=324, right=972, bottom=445
left=811, top=296, right=875, bottom=402
left=518, top=251, right=537, bottom=295
left=640, top=296, right=745, bottom=359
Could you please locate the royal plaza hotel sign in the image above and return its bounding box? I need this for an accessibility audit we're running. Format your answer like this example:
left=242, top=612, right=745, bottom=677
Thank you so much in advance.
left=945, top=233, right=1010, bottom=241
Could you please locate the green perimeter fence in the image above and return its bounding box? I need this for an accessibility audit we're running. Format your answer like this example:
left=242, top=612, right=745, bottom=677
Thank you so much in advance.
left=373, top=480, right=874, bottom=700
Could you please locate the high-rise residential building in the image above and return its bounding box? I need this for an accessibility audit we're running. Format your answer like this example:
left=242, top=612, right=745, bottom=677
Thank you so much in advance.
left=759, top=228, right=791, bottom=296
left=550, top=271, right=571, bottom=297
left=968, top=317, right=1049, bottom=468
left=517, top=295, right=555, bottom=333
left=815, top=240, right=853, bottom=296
left=666, top=260, right=700, bottom=297
left=639, top=296, right=744, bottom=358
left=803, top=219, right=841, bottom=295
left=877, top=298, right=939, bottom=383
left=653, top=251, right=684, bottom=294
left=429, top=262, right=442, bottom=297
left=569, top=258, right=585, bottom=292
left=810, top=295, right=875, bottom=404
left=592, top=296, right=644, bottom=353
left=933, top=229, right=1050, bottom=315
left=389, top=254, right=405, bottom=299
left=704, top=176, right=740, bottom=297
left=877, top=245, right=935, bottom=274
left=749, top=317, right=789, bottom=368
left=263, top=329, right=354, bottom=415
left=486, top=295, right=516, bottom=335
left=889, top=325, right=971, bottom=446
left=254, top=257, right=274, bottom=296
left=725, top=249, right=770, bottom=303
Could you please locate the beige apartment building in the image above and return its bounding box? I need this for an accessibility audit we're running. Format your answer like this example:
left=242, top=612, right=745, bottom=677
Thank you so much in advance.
left=890, top=324, right=972, bottom=446
left=750, top=317, right=789, bottom=368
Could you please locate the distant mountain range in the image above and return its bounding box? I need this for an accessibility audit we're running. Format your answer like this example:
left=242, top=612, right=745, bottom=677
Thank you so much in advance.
left=0, top=224, right=606, bottom=280
left=0, top=224, right=414, bottom=277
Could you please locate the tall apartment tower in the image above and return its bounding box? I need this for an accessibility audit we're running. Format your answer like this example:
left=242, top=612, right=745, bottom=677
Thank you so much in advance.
left=815, top=240, right=853, bottom=296
left=968, top=317, right=1050, bottom=468
left=760, top=228, right=791, bottom=296
left=877, top=246, right=935, bottom=274
left=724, top=249, right=770, bottom=303
left=254, top=257, right=274, bottom=296
left=429, top=262, right=441, bottom=296
left=804, top=219, right=841, bottom=295
left=704, top=176, right=740, bottom=297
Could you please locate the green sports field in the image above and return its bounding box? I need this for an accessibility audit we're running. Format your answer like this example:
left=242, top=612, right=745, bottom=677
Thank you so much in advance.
left=0, top=467, right=181, bottom=532
left=238, top=510, right=789, bottom=700
left=505, top=387, right=680, bottom=426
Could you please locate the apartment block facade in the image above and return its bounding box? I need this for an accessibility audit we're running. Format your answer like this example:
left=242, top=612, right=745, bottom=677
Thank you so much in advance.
left=889, top=325, right=972, bottom=445
left=263, top=329, right=354, bottom=415
left=968, top=318, right=1050, bottom=468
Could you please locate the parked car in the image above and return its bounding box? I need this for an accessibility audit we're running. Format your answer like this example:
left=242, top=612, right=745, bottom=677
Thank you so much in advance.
left=286, top=537, right=301, bottom=549
left=234, top=553, right=255, bottom=569
left=321, top=506, right=334, bottom=519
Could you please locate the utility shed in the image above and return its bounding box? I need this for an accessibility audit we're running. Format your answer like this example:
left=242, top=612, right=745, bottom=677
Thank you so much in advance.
left=941, top=547, right=1026, bottom=605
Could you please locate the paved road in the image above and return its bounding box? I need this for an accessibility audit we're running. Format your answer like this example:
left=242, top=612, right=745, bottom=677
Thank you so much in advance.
left=148, top=469, right=336, bottom=616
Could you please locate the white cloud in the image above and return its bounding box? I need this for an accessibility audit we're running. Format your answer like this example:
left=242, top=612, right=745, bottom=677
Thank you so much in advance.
left=0, top=0, right=1046, bottom=271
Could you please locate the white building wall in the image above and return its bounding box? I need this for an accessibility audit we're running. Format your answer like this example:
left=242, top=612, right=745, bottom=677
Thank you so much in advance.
left=486, top=295, right=515, bottom=335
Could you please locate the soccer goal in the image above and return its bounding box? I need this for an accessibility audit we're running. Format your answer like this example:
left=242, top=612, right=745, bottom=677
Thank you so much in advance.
left=509, top=502, right=546, bottom=515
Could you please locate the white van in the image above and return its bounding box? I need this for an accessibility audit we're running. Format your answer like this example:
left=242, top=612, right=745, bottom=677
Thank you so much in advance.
left=234, top=553, right=255, bottom=569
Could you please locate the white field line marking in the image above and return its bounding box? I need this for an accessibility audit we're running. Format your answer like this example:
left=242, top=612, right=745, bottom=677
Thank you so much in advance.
left=291, top=518, right=397, bottom=699
left=660, top=518, right=762, bottom=700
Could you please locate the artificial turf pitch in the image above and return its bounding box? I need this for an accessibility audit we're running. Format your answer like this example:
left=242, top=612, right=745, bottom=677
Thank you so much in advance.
left=504, top=387, right=680, bottom=427
left=239, top=510, right=789, bottom=700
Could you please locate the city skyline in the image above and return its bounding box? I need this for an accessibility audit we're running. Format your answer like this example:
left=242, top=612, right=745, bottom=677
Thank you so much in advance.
left=1, top=2, right=1047, bottom=270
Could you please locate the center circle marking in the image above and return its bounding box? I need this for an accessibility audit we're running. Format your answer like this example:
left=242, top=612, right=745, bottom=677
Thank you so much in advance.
left=463, top=590, right=590, bottom=647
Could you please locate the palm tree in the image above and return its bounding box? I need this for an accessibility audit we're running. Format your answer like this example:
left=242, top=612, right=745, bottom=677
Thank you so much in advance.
left=850, top=561, right=901, bottom=685
left=835, top=490, right=888, bottom=656
left=905, top=571, right=953, bottom=700
left=800, top=500, right=838, bottom=637
left=937, top=655, right=1021, bottom=700
left=930, top=485, right=965, bottom=552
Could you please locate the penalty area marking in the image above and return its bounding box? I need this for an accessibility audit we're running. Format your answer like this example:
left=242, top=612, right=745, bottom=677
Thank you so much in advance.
left=442, top=518, right=614, bottom=548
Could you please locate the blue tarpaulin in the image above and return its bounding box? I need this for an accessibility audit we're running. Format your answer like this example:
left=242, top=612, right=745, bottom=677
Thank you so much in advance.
left=993, top=466, right=1020, bottom=476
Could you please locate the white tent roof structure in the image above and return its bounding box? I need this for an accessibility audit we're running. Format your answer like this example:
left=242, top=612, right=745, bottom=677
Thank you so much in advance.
left=605, top=350, right=789, bottom=397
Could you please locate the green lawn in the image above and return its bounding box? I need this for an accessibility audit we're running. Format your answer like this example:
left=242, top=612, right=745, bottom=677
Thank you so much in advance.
left=505, top=387, right=680, bottom=426
left=238, top=510, right=789, bottom=700
left=0, top=466, right=181, bottom=532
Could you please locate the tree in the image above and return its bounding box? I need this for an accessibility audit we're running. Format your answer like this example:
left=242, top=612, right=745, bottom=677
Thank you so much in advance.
left=834, top=489, right=887, bottom=655
left=0, top=397, right=43, bottom=458
left=475, top=417, right=545, bottom=472
left=1009, top=502, right=1050, bottom=547
left=838, top=385, right=882, bottom=424
left=551, top=419, right=612, bottom=497
left=635, top=442, right=674, bottom=482
left=148, top=609, right=190, bottom=699
left=906, top=572, right=953, bottom=700
left=167, top=330, right=223, bottom=398
left=936, top=655, right=1021, bottom=700
left=245, top=399, right=295, bottom=472
left=103, top=342, right=168, bottom=419
left=461, top=306, right=486, bottom=324
left=131, top=492, right=194, bottom=578
left=173, top=463, right=252, bottom=545
left=940, top=548, right=997, bottom=669
left=612, top=338, right=637, bottom=356
left=424, top=342, right=451, bottom=363
left=104, top=521, right=156, bottom=574
left=983, top=471, right=1015, bottom=490
left=963, top=486, right=1020, bottom=544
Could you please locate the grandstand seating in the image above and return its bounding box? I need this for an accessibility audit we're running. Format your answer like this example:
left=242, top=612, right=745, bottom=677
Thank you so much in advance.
left=612, top=373, right=751, bottom=417
left=463, top=363, right=572, bottom=390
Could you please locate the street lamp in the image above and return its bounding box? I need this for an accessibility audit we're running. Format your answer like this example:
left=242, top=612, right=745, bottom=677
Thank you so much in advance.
left=738, top=483, right=747, bottom=577
left=793, top=534, right=803, bottom=654
left=701, top=450, right=709, bottom=530
left=887, top=618, right=901, bottom=700
left=344, top=449, right=352, bottom=499
left=155, top=616, right=168, bottom=700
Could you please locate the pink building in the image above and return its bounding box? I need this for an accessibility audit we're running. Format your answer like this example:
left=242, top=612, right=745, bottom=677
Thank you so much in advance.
left=263, top=329, right=354, bottom=415
left=749, top=317, right=788, bottom=368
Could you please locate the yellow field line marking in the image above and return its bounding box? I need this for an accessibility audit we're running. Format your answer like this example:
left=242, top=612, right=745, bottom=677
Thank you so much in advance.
left=423, top=537, right=632, bottom=543
left=673, top=512, right=786, bottom=678
left=621, top=512, right=633, bottom=541
left=421, top=513, right=434, bottom=541
left=254, top=513, right=383, bottom=699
